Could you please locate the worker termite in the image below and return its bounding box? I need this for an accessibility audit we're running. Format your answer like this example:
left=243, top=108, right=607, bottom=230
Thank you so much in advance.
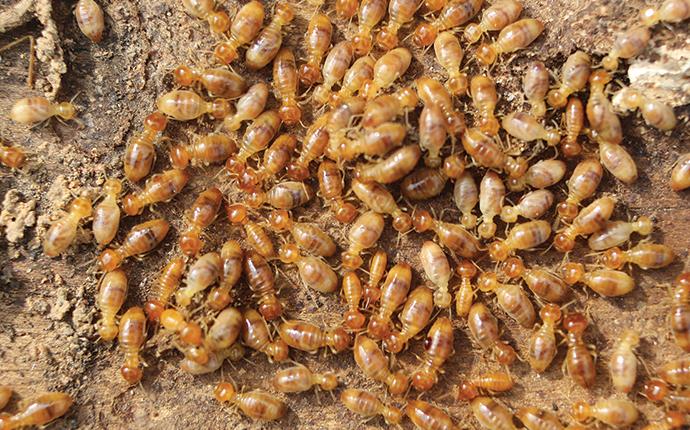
left=515, top=407, right=564, bottom=430
left=461, top=128, right=507, bottom=170
left=180, top=343, right=245, bottom=374
left=266, top=181, right=314, bottom=210
left=644, top=379, right=690, bottom=412
left=96, top=269, right=128, bottom=341
left=341, top=211, right=385, bottom=270
left=245, top=2, right=294, bottom=70
left=527, top=304, right=561, bottom=372
left=75, top=0, right=105, bottom=43
left=314, top=41, right=354, bottom=105
left=368, top=262, right=412, bottom=339
left=471, top=75, right=500, bottom=136
left=270, top=209, right=336, bottom=257
left=170, top=134, right=237, bottom=170
left=454, top=171, right=479, bottom=228
left=467, top=302, right=517, bottom=365
left=406, top=400, right=461, bottom=430
left=92, top=179, right=122, bottom=248
left=363, top=250, right=387, bottom=305
left=465, top=0, right=522, bottom=44
left=353, top=335, right=409, bottom=395
left=572, top=397, right=639, bottom=427
left=331, top=57, right=376, bottom=104
left=401, top=156, right=465, bottom=201
left=299, top=13, right=333, bottom=86
left=175, top=252, right=222, bottom=307
left=411, top=317, right=454, bottom=391
left=419, top=241, right=452, bottom=307
left=471, top=397, right=517, bottom=430
left=478, top=171, right=504, bottom=239
left=508, top=159, right=566, bottom=192
left=207, top=240, right=244, bottom=311
left=179, top=188, right=223, bottom=256
left=385, top=286, right=434, bottom=353
left=504, top=257, right=570, bottom=303
left=456, top=371, right=514, bottom=400
left=10, top=96, right=77, bottom=124
left=355, top=145, right=421, bottom=184
left=602, top=26, right=651, bottom=71
left=0, top=392, right=73, bottom=429
left=173, top=65, right=246, bottom=99
left=181, top=0, right=230, bottom=33
left=613, top=87, right=677, bottom=131
left=554, top=196, right=615, bottom=252
left=342, top=271, right=366, bottom=329
left=522, top=61, right=549, bottom=118
left=213, top=1, right=265, bottom=65
left=478, top=271, right=536, bottom=328
left=600, top=140, right=639, bottom=183
left=156, top=90, right=230, bottom=121
left=601, top=243, right=675, bottom=270
left=325, top=97, right=366, bottom=158
left=272, top=365, right=338, bottom=393
left=223, top=82, right=269, bottom=131
left=98, top=218, right=170, bottom=271
left=657, top=357, right=690, bottom=385
left=365, top=48, right=412, bottom=99
left=279, top=241, right=337, bottom=292
left=317, top=161, right=358, bottom=223
left=122, top=168, right=190, bottom=216
left=413, top=209, right=482, bottom=258
left=279, top=320, right=350, bottom=353
left=455, top=259, right=477, bottom=318
left=475, top=18, right=544, bottom=65
left=336, top=0, right=359, bottom=19
left=609, top=329, right=640, bottom=393
left=206, top=307, right=243, bottom=352
left=556, top=158, right=603, bottom=222
left=640, top=0, right=690, bottom=26
left=362, top=86, right=418, bottom=129
left=123, top=112, right=167, bottom=182
left=586, top=70, right=622, bottom=145
left=500, top=189, right=554, bottom=223
left=0, top=142, right=25, bottom=169
left=417, top=76, right=466, bottom=136
left=118, top=306, right=146, bottom=384
left=243, top=251, right=282, bottom=320
left=273, top=48, right=301, bottom=125
left=340, top=389, right=403, bottom=425
left=501, top=111, right=560, bottom=146
left=287, top=116, right=329, bottom=180
left=562, top=312, right=596, bottom=388
left=489, top=220, right=552, bottom=262
left=161, top=308, right=208, bottom=364
left=376, top=0, right=421, bottom=51
left=239, top=134, right=296, bottom=192
left=226, top=110, right=282, bottom=175
left=43, top=197, right=92, bottom=257
left=561, top=97, right=585, bottom=157
left=351, top=179, right=412, bottom=232
left=546, top=51, right=591, bottom=108
left=243, top=309, right=289, bottom=362
left=226, top=204, right=275, bottom=258
left=351, top=0, right=387, bottom=56
left=419, top=104, right=447, bottom=168
left=214, top=382, right=287, bottom=421
left=412, top=0, right=484, bottom=47
left=562, top=262, right=635, bottom=297
left=671, top=152, right=690, bottom=191
left=144, top=256, right=185, bottom=321
left=333, top=123, right=406, bottom=162
left=671, top=272, right=690, bottom=352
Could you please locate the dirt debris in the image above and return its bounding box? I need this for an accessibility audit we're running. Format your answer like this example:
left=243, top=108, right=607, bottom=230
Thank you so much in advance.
left=0, top=188, right=36, bottom=243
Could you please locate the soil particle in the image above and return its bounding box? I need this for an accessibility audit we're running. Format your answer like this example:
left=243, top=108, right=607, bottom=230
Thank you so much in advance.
left=0, top=188, right=36, bottom=243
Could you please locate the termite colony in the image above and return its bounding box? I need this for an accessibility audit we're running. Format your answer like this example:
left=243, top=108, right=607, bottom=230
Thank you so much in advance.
left=1, top=0, right=689, bottom=427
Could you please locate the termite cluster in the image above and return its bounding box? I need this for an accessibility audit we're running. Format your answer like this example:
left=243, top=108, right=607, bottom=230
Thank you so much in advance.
left=2, top=0, right=689, bottom=427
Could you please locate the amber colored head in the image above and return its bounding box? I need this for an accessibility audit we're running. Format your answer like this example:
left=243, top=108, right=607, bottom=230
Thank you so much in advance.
left=643, top=378, right=669, bottom=402
left=299, top=64, right=321, bottom=87
left=557, top=200, right=579, bottom=221
left=383, top=405, right=403, bottom=425
left=169, top=145, right=190, bottom=170
left=268, top=209, right=291, bottom=231
left=561, top=262, right=584, bottom=285
left=56, top=102, right=77, bottom=120
left=475, top=44, right=497, bottom=65
left=180, top=233, right=203, bottom=257
left=602, top=247, right=624, bottom=269
left=411, top=368, right=436, bottom=392
left=122, top=194, right=143, bottom=216
left=412, top=209, right=434, bottom=232
left=1, top=146, right=26, bottom=168
left=214, top=381, right=237, bottom=403
left=259, top=300, right=283, bottom=321
left=561, top=140, right=583, bottom=158
left=279, top=103, right=302, bottom=127
left=209, top=99, right=231, bottom=119
left=443, top=154, right=465, bottom=179
left=488, top=241, right=510, bottom=261
left=343, top=310, right=365, bottom=330
left=539, top=304, right=562, bottom=324
left=413, top=23, right=437, bottom=47
left=503, top=257, right=525, bottom=279
left=226, top=203, right=247, bottom=224
left=286, top=162, right=310, bottom=181
left=144, top=111, right=167, bottom=132
left=207, top=288, right=232, bottom=311
left=173, top=65, right=196, bottom=86
left=675, top=272, right=690, bottom=288
left=589, top=69, right=611, bottom=88
left=553, top=232, right=575, bottom=253
left=99, top=249, right=122, bottom=272
left=268, top=339, right=289, bottom=362
left=367, top=315, right=391, bottom=340
left=494, top=342, right=517, bottom=365
left=214, top=42, right=238, bottom=65
left=334, top=201, right=358, bottom=224
left=97, top=323, right=118, bottom=341
left=388, top=371, right=409, bottom=395
left=341, top=252, right=364, bottom=270
left=384, top=332, right=405, bottom=354
left=120, top=365, right=143, bottom=385
left=143, top=300, right=165, bottom=322
left=180, top=322, right=203, bottom=346
left=563, top=312, right=588, bottom=334
left=352, top=34, right=373, bottom=56
left=208, top=11, right=230, bottom=33
left=571, top=400, right=591, bottom=422
left=456, top=381, right=478, bottom=401
left=279, top=243, right=301, bottom=264
left=456, top=259, right=477, bottom=279
left=328, top=327, right=351, bottom=353
left=376, top=28, right=399, bottom=51
left=274, top=2, right=295, bottom=23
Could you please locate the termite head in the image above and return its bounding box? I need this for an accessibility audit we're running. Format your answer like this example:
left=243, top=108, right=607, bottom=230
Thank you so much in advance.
left=120, top=365, right=143, bottom=385
left=376, top=28, right=399, bottom=52
left=97, top=322, right=118, bottom=341
left=214, top=381, right=237, bottom=403
left=122, top=194, right=143, bottom=216
left=475, top=44, right=497, bottom=65
left=571, top=400, right=592, bottom=423
left=352, top=34, right=373, bottom=56
left=413, top=23, right=437, bottom=47
left=344, top=309, right=366, bottom=330
left=456, top=381, right=478, bottom=401
left=367, top=315, right=391, bottom=340
left=411, top=368, right=436, bottom=392
left=327, top=327, right=351, bottom=353
left=99, top=249, right=122, bottom=272
left=299, top=63, right=322, bottom=87
left=56, top=102, right=77, bottom=120
left=170, top=145, right=190, bottom=170
left=143, top=299, right=165, bottom=322
left=259, top=299, right=283, bottom=321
